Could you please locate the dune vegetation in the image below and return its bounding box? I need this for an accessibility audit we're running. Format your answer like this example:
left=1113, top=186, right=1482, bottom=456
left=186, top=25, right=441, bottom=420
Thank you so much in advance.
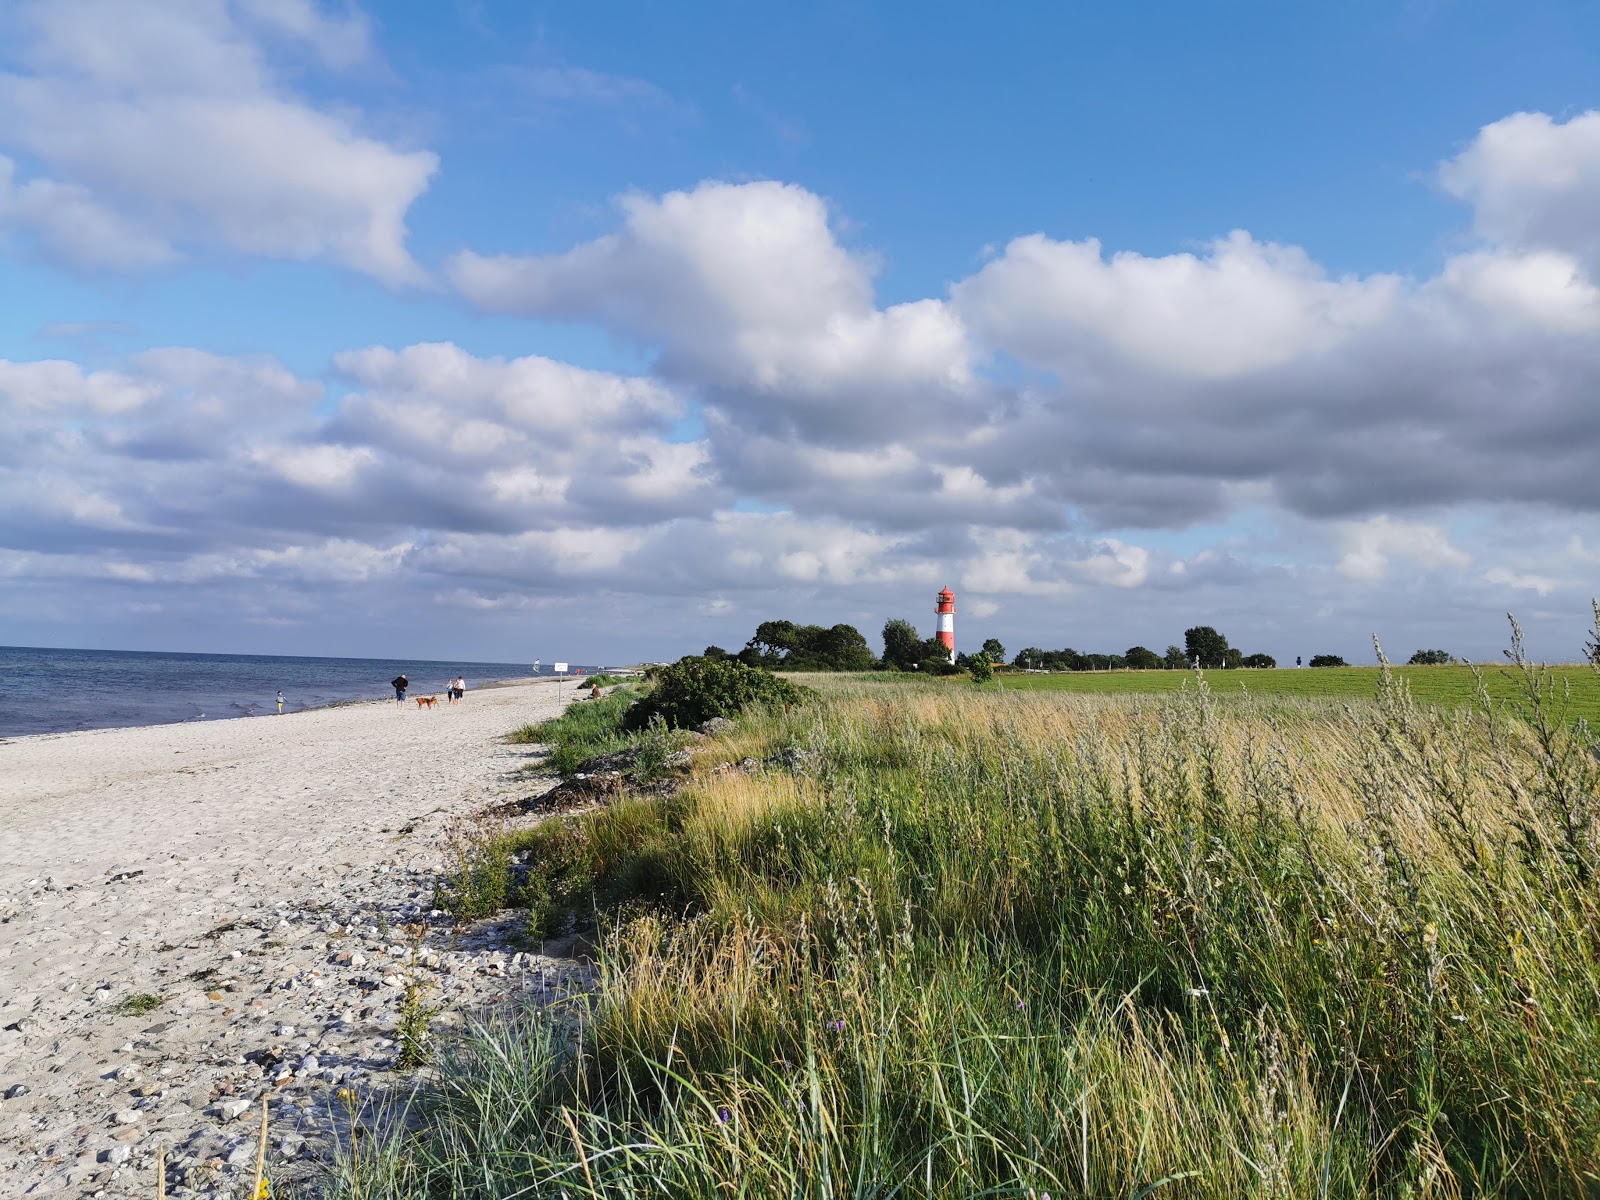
left=330, top=631, right=1600, bottom=1199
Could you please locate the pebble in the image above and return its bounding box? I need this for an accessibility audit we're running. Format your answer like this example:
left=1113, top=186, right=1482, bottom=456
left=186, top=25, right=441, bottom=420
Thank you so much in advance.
left=3, top=808, right=595, bottom=1192
left=225, top=1141, right=255, bottom=1167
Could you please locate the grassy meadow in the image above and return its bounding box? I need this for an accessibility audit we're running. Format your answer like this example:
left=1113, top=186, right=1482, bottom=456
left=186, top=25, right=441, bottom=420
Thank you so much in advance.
left=332, top=653, right=1600, bottom=1199
left=986, top=662, right=1600, bottom=728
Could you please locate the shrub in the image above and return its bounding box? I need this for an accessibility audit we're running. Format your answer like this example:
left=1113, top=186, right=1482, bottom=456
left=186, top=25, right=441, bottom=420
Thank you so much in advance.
left=968, top=656, right=994, bottom=684
left=1408, top=649, right=1455, bottom=665
left=1240, top=652, right=1276, bottom=668
left=623, top=655, right=814, bottom=731
left=1308, top=653, right=1348, bottom=667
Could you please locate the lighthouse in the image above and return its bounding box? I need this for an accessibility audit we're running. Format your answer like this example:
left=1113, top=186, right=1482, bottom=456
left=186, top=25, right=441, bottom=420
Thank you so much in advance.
left=935, top=586, right=956, bottom=663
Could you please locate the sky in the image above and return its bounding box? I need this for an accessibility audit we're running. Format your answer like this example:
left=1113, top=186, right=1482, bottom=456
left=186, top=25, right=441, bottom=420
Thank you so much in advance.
left=4, top=0, right=1600, bottom=667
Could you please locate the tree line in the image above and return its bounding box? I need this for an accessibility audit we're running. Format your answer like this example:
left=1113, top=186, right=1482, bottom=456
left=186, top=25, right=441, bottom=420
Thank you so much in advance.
left=702, top=618, right=1460, bottom=675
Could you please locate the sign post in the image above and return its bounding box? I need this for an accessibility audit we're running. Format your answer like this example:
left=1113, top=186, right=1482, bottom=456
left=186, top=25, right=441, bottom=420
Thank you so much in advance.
left=554, top=662, right=569, bottom=706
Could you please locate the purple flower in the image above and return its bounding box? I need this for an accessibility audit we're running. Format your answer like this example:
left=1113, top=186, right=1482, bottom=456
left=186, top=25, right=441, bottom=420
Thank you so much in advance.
left=717, top=1107, right=731, bottom=1124
left=829, top=1018, right=845, bottom=1033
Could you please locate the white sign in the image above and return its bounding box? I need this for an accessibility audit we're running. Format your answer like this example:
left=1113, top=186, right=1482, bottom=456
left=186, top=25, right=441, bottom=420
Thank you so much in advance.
left=553, top=662, right=569, bottom=674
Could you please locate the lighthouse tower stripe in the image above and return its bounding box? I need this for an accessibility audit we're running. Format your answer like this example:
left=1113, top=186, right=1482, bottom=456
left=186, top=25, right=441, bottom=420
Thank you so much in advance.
left=936, top=586, right=956, bottom=660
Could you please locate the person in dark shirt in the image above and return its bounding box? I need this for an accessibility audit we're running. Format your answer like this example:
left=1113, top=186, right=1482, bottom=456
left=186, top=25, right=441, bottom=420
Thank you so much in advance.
left=392, top=674, right=408, bottom=703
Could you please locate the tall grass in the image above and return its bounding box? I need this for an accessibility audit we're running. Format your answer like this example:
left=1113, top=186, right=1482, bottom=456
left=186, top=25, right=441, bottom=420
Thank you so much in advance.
left=332, top=639, right=1600, bottom=1198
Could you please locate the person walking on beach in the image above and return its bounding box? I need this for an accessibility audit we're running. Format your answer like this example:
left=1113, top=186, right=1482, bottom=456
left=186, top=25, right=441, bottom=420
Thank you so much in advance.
left=392, top=673, right=408, bottom=703
left=456, top=676, right=466, bottom=701
left=276, top=690, right=284, bottom=715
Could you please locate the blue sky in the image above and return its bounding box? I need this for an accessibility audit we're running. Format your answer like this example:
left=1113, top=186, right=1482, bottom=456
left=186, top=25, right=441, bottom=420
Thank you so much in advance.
left=4, top=0, right=1600, bottom=665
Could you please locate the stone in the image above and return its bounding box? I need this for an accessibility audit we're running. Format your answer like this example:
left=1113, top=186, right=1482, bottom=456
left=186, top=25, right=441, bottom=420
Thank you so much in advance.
left=225, top=1141, right=255, bottom=1167
left=100, top=1146, right=131, bottom=1165
left=207, top=1098, right=251, bottom=1122
left=112, top=1109, right=139, bottom=1124
left=4, top=1083, right=27, bottom=1099
left=278, top=1132, right=304, bottom=1158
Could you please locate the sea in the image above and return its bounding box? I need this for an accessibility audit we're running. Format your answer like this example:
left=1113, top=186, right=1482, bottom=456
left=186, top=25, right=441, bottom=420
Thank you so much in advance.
left=0, top=646, right=611, bottom=738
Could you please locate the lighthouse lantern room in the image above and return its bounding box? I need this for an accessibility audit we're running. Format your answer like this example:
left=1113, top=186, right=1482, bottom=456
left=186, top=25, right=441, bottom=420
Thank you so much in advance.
left=935, top=586, right=956, bottom=663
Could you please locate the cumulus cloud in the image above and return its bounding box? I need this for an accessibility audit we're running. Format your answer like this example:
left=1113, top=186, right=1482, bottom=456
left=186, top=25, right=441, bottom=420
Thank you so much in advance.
left=955, top=230, right=1399, bottom=380
left=1336, top=516, right=1471, bottom=581
left=0, top=0, right=435, bottom=281
left=1440, top=110, right=1600, bottom=271
left=449, top=181, right=978, bottom=442
left=12, top=107, right=1600, bottom=663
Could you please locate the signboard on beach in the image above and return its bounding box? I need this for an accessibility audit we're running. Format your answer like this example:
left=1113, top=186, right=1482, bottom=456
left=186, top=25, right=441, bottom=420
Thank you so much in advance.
left=554, top=662, right=568, bottom=675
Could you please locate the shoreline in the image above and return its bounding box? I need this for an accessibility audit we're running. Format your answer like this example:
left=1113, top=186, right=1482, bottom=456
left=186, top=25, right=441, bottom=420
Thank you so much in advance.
left=0, top=679, right=579, bottom=1197
left=0, top=674, right=558, bottom=744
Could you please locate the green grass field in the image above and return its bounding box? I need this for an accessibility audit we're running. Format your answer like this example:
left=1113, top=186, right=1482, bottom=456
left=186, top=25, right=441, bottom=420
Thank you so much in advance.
left=985, top=662, right=1600, bottom=725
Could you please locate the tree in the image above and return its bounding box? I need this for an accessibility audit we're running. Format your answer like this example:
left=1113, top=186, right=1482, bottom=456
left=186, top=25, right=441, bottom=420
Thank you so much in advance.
left=882, top=619, right=923, bottom=671
left=737, top=620, right=879, bottom=671
left=1309, top=654, right=1347, bottom=667
left=980, top=638, right=1008, bottom=664
left=1124, top=646, right=1162, bottom=670
left=1241, top=653, right=1277, bottom=668
left=1184, top=626, right=1232, bottom=669
left=1407, top=649, right=1455, bottom=665
left=745, top=619, right=800, bottom=665
left=1012, top=647, right=1047, bottom=671
left=702, top=645, right=729, bottom=660
left=968, top=656, right=994, bottom=684
left=1163, top=645, right=1188, bottom=670
left=813, top=624, right=878, bottom=671
left=1223, top=647, right=1244, bottom=670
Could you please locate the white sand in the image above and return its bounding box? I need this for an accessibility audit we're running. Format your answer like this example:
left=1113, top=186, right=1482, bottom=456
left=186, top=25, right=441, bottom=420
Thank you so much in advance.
left=0, top=680, right=575, bottom=1196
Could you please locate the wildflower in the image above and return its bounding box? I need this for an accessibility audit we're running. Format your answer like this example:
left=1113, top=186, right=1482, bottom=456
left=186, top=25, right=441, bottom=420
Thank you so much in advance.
left=1015, top=999, right=1027, bottom=1010
left=717, top=1106, right=731, bottom=1124
left=829, top=1018, right=845, bottom=1033
left=1187, top=987, right=1209, bottom=998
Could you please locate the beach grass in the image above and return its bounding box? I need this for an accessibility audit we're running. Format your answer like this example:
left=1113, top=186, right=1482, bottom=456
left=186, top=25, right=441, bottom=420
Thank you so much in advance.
left=337, top=631, right=1600, bottom=1198
left=505, top=686, right=641, bottom=775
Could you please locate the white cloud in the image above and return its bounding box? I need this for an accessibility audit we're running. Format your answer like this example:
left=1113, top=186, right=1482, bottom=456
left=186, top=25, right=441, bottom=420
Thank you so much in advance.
left=0, top=0, right=435, bottom=282
left=1441, top=250, right=1600, bottom=332
left=1482, top=567, right=1559, bottom=596
left=954, top=230, right=1399, bottom=379
left=1337, top=516, right=1472, bottom=581
left=449, top=181, right=976, bottom=440
left=1440, top=110, right=1600, bottom=270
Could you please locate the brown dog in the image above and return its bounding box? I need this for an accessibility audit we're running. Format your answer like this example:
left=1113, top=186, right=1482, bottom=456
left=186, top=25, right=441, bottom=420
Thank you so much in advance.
left=415, top=696, right=438, bottom=709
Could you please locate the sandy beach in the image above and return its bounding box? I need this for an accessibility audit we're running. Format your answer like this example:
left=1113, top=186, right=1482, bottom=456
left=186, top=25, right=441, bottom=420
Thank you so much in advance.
left=0, top=680, right=579, bottom=1197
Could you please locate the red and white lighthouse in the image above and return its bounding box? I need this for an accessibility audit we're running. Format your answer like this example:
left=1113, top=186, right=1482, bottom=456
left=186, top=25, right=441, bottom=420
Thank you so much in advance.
left=935, top=586, right=956, bottom=663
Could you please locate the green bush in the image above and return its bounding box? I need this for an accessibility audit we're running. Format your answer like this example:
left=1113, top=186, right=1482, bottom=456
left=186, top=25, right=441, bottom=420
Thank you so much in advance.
left=1407, top=649, right=1455, bottom=665
left=623, top=655, right=814, bottom=731
left=1309, top=653, right=1348, bottom=667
